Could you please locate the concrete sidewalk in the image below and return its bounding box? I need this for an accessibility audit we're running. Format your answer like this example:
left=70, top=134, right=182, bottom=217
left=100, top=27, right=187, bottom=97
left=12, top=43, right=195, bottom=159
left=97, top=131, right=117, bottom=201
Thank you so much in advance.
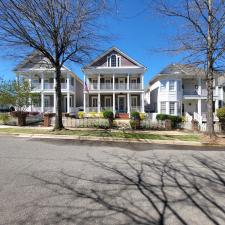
left=0, top=131, right=221, bottom=148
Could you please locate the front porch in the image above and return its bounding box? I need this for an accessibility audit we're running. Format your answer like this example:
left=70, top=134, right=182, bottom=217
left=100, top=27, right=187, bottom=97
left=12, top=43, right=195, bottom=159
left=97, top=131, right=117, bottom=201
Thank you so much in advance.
left=182, top=99, right=221, bottom=123
left=30, top=93, right=76, bottom=113
left=84, top=93, right=145, bottom=116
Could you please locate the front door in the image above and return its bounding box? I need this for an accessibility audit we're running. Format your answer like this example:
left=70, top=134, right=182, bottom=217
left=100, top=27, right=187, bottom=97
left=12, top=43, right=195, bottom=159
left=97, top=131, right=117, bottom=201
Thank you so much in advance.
left=118, top=96, right=126, bottom=113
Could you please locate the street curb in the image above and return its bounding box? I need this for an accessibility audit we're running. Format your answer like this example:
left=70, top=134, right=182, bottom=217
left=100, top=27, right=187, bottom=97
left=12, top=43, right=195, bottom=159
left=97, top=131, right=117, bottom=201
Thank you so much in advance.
left=0, top=132, right=221, bottom=147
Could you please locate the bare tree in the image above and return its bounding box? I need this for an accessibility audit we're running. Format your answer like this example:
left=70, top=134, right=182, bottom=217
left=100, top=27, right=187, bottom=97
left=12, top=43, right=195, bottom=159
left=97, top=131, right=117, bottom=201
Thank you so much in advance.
left=152, top=0, right=225, bottom=137
left=0, top=0, right=111, bottom=130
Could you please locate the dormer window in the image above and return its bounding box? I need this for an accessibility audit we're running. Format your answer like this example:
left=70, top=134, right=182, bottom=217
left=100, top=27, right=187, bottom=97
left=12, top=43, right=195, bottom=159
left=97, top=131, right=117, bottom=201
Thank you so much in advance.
left=107, top=54, right=121, bottom=67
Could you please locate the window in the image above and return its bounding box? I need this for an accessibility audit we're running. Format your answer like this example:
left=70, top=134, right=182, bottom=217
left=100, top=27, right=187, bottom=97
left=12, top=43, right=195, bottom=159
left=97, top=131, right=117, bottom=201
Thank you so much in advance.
left=131, top=96, right=137, bottom=107
left=160, top=81, right=167, bottom=91
left=92, top=79, right=98, bottom=90
left=111, top=55, right=117, bottom=67
left=105, top=97, right=111, bottom=107
left=107, top=54, right=121, bottom=67
left=169, top=102, right=175, bottom=115
left=105, top=78, right=111, bottom=89
left=169, top=80, right=175, bottom=91
left=161, top=102, right=166, bottom=114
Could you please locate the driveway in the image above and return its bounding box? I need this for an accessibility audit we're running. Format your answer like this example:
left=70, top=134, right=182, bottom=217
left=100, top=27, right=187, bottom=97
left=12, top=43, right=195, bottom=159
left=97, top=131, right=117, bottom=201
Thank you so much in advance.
left=0, top=135, right=225, bottom=225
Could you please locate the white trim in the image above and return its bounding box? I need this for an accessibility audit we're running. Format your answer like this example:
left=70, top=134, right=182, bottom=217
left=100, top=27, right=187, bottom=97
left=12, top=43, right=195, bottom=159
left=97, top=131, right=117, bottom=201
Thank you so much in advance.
left=85, top=47, right=146, bottom=69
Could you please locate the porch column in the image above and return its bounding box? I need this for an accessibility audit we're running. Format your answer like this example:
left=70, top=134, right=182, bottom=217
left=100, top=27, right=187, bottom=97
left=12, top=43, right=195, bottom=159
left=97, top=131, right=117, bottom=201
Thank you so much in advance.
left=98, top=93, right=100, bottom=113
left=53, top=73, right=56, bottom=113
left=41, top=93, right=44, bottom=113
left=113, top=74, right=115, bottom=90
left=215, top=86, right=219, bottom=96
left=174, top=102, right=178, bottom=116
left=198, top=99, right=202, bottom=115
left=181, top=100, right=183, bottom=116
left=113, top=93, right=115, bottom=115
left=98, top=74, right=100, bottom=90
left=141, top=93, right=145, bottom=113
left=67, top=93, right=70, bottom=113
left=215, top=100, right=219, bottom=112
left=41, top=73, right=44, bottom=90
left=84, top=93, right=86, bottom=113
left=198, top=77, right=202, bottom=95
left=166, top=102, right=169, bottom=114
left=127, top=74, right=129, bottom=90
left=157, top=101, right=160, bottom=113
left=127, top=93, right=130, bottom=115
left=74, top=94, right=76, bottom=109
left=141, top=74, right=144, bottom=90
left=67, top=73, right=70, bottom=91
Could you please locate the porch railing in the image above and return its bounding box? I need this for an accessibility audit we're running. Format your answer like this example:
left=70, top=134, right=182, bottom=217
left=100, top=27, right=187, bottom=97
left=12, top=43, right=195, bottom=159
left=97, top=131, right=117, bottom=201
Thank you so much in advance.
left=44, top=83, right=54, bottom=90
left=101, top=107, right=113, bottom=111
left=32, top=83, right=41, bottom=90
left=115, top=83, right=127, bottom=90
left=44, top=107, right=54, bottom=112
left=129, top=83, right=141, bottom=90
left=183, top=89, right=198, bottom=95
left=86, top=107, right=98, bottom=113
left=100, top=83, right=113, bottom=90
left=130, top=106, right=141, bottom=112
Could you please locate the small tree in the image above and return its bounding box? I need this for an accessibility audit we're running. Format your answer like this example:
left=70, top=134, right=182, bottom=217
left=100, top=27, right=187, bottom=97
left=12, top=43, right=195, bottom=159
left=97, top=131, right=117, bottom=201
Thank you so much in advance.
left=0, top=78, right=38, bottom=125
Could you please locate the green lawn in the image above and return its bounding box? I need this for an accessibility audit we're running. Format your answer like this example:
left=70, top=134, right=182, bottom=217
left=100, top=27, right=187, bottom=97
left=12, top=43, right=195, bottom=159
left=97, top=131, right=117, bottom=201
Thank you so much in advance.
left=0, top=127, right=200, bottom=142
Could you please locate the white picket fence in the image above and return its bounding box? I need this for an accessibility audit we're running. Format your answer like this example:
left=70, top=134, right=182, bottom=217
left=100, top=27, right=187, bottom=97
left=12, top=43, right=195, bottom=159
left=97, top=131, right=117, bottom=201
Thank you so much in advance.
left=182, top=122, right=222, bottom=133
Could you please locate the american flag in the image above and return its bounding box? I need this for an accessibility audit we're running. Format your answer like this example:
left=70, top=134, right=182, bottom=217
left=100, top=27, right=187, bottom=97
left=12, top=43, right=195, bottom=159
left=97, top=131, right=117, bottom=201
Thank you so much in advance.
left=84, top=81, right=89, bottom=92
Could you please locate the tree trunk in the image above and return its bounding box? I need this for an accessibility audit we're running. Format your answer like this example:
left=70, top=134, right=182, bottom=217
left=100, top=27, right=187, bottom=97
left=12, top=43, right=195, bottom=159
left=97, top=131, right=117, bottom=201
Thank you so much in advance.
left=54, top=65, right=64, bottom=130
left=206, top=0, right=215, bottom=138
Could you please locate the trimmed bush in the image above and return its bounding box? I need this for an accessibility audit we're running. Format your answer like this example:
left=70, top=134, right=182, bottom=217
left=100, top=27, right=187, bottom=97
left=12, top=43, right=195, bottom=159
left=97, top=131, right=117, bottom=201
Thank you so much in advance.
left=0, top=113, right=10, bottom=124
left=131, top=111, right=140, bottom=120
left=139, top=113, right=146, bottom=120
left=156, top=114, right=182, bottom=128
left=217, top=107, right=225, bottom=122
left=103, top=110, right=114, bottom=119
left=78, top=112, right=84, bottom=119
left=130, top=119, right=137, bottom=129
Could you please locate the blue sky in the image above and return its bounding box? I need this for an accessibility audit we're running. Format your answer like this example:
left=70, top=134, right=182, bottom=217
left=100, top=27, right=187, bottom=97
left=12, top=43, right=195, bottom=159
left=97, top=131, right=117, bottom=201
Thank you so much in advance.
left=0, top=0, right=182, bottom=86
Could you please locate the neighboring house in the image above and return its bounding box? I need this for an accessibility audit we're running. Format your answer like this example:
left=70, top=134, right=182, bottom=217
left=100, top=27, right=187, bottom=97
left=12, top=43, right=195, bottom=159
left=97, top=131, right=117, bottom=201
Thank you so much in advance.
left=82, top=47, right=146, bottom=118
left=14, top=51, right=83, bottom=113
left=146, top=64, right=224, bottom=123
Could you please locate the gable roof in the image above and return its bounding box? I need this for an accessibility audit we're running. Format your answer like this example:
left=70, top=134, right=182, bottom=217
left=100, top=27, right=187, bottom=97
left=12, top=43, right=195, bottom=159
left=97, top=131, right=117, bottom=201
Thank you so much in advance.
left=13, top=50, right=83, bottom=84
left=149, top=64, right=206, bottom=85
left=84, top=46, right=146, bottom=69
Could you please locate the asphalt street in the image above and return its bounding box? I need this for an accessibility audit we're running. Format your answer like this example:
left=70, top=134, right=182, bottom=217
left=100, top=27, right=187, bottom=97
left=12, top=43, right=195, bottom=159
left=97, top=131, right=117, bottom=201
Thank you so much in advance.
left=0, top=135, right=225, bottom=225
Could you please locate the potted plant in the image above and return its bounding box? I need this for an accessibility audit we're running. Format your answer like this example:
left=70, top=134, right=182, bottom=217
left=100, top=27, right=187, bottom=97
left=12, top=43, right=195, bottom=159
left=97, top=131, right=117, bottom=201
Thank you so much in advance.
left=103, top=110, right=114, bottom=128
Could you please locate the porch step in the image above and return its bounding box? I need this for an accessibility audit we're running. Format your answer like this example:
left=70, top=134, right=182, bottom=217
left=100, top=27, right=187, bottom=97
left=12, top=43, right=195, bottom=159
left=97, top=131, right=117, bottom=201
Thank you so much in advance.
left=115, top=113, right=129, bottom=119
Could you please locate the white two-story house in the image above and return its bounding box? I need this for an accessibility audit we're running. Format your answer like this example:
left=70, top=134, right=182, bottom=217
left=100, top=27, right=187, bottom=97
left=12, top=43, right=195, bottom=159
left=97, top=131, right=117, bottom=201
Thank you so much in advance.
left=14, top=51, right=83, bottom=113
left=146, top=64, right=224, bottom=124
left=82, top=47, right=146, bottom=118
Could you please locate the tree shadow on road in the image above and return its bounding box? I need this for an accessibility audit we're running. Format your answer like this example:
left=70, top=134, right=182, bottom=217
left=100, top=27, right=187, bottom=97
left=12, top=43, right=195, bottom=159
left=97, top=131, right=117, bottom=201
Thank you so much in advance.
left=7, top=154, right=225, bottom=225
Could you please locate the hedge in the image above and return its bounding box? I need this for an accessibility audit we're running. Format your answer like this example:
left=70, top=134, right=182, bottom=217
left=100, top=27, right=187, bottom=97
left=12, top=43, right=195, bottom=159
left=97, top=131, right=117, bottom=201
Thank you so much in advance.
left=156, top=114, right=182, bottom=128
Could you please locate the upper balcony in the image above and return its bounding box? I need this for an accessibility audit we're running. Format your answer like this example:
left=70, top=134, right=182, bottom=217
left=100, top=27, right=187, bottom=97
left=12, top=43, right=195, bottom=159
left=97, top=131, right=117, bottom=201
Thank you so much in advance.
left=87, top=82, right=143, bottom=91
left=182, top=89, right=219, bottom=98
left=32, top=82, right=75, bottom=91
